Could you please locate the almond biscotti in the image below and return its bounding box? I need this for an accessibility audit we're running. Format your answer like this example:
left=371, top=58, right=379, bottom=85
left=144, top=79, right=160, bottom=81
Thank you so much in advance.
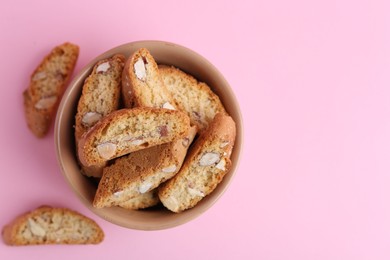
left=159, top=65, right=227, bottom=132
left=24, top=42, right=79, bottom=138
left=77, top=107, right=190, bottom=166
left=122, top=48, right=177, bottom=109
left=75, top=54, right=125, bottom=141
left=75, top=54, right=125, bottom=177
left=2, top=206, right=104, bottom=245
left=93, top=126, right=197, bottom=208
left=158, top=113, right=236, bottom=213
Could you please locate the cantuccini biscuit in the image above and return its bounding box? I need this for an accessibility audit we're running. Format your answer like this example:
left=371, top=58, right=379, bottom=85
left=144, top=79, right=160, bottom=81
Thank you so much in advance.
left=158, top=113, right=236, bottom=213
left=159, top=65, right=226, bottom=132
left=77, top=107, right=190, bottom=167
left=2, top=206, right=104, bottom=245
left=24, top=42, right=79, bottom=137
left=122, top=48, right=176, bottom=110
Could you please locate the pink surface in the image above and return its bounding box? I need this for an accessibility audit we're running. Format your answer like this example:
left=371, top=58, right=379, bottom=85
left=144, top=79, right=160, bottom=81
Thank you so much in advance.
left=1, top=0, right=390, bottom=259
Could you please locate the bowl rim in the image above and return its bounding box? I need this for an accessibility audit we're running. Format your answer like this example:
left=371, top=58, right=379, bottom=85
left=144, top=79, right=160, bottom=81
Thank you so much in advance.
left=54, top=40, right=244, bottom=230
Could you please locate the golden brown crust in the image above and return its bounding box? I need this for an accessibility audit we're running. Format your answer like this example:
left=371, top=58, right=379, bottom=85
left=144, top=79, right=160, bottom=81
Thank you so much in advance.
left=77, top=107, right=190, bottom=166
left=158, top=113, right=236, bottom=212
left=24, top=42, right=79, bottom=138
left=80, top=163, right=106, bottom=178
left=2, top=206, right=104, bottom=245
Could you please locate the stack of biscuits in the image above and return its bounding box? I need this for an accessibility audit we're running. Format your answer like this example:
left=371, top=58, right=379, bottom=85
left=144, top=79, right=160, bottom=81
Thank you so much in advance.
left=74, top=48, right=236, bottom=213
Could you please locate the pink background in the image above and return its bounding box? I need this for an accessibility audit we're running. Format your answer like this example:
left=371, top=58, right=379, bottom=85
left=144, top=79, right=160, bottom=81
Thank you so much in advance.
left=1, top=0, right=390, bottom=259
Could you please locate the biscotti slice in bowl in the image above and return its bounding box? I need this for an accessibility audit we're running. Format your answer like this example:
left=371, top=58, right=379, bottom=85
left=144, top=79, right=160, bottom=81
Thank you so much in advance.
left=75, top=54, right=125, bottom=142
left=75, top=54, right=125, bottom=177
left=159, top=65, right=227, bottom=132
left=24, top=42, right=79, bottom=138
left=77, top=107, right=190, bottom=167
left=117, top=189, right=160, bottom=210
left=122, top=48, right=177, bottom=109
left=2, top=206, right=104, bottom=245
left=93, top=126, right=197, bottom=208
left=158, top=113, right=236, bottom=213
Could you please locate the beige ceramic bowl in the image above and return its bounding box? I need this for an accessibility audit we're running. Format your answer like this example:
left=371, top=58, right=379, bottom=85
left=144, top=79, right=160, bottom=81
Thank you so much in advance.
left=55, top=40, right=243, bottom=230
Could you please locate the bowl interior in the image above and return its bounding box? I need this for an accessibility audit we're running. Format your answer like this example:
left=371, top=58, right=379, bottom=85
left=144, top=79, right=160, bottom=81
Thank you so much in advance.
left=55, top=41, right=243, bottom=230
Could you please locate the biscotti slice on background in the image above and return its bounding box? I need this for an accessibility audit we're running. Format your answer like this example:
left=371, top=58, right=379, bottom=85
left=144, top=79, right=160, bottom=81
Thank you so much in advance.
left=75, top=54, right=125, bottom=177
left=159, top=65, right=227, bottom=132
left=93, top=126, right=197, bottom=208
left=78, top=107, right=190, bottom=166
left=158, top=113, right=236, bottom=213
left=23, top=42, right=79, bottom=138
left=122, top=48, right=177, bottom=109
left=2, top=206, right=104, bottom=245
left=117, top=189, right=160, bottom=210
